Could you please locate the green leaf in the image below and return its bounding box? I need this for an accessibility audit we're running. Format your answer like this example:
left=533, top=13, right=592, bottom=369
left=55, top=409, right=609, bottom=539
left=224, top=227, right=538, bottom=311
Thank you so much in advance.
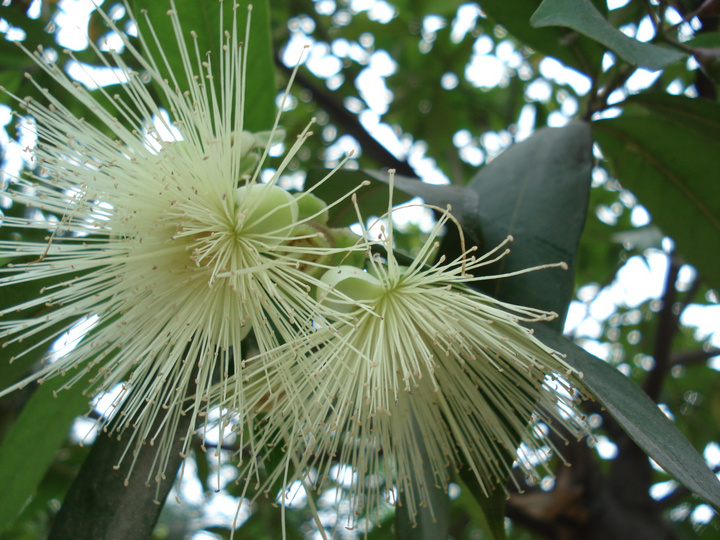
left=0, top=66, right=25, bottom=105
left=48, top=403, right=192, bottom=540
left=130, top=0, right=275, bottom=132
left=0, top=4, right=58, bottom=69
left=467, top=121, right=594, bottom=329
left=364, top=170, right=480, bottom=224
left=534, top=324, right=720, bottom=511
left=620, top=92, right=720, bottom=140
left=593, top=95, right=720, bottom=290
left=0, top=314, right=67, bottom=391
left=480, top=0, right=605, bottom=76
left=531, top=0, right=687, bottom=70
left=0, top=233, right=95, bottom=389
left=395, top=416, right=450, bottom=540
left=0, top=372, right=92, bottom=532
left=456, top=477, right=507, bottom=540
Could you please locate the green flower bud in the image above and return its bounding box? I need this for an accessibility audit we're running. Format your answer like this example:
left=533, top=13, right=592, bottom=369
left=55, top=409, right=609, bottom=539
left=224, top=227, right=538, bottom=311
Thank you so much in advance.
left=235, top=184, right=298, bottom=244
left=318, top=265, right=384, bottom=313
left=294, top=192, right=329, bottom=225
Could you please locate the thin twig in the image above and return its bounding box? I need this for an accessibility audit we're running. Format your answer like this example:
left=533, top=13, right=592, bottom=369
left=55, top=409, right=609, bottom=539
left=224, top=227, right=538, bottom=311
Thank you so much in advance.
left=274, top=54, right=418, bottom=177
left=643, top=252, right=681, bottom=403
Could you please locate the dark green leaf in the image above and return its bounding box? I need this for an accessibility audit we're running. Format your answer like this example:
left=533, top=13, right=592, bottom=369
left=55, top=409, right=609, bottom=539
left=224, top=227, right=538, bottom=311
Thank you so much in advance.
left=305, top=169, right=417, bottom=228
left=368, top=170, right=473, bottom=208
left=0, top=4, right=58, bottom=68
left=531, top=0, right=687, bottom=70
left=395, top=416, right=450, bottom=540
left=480, top=0, right=604, bottom=76
left=48, top=401, right=192, bottom=540
left=456, top=476, right=507, bottom=540
left=0, top=64, right=25, bottom=100
left=620, top=92, right=720, bottom=140
left=467, top=121, right=594, bottom=328
left=534, top=324, right=720, bottom=511
left=130, top=0, right=275, bottom=132
left=0, top=236, right=96, bottom=389
left=0, top=314, right=67, bottom=390
left=0, top=372, right=92, bottom=532
left=593, top=95, right=720, bottom=289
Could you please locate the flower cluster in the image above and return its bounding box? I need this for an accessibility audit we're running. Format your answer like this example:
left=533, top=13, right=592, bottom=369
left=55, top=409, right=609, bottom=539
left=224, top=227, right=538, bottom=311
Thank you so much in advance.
left=225, top=183, right=587, bottom=528
left=0, top=0, right=363, bottom=486
left=0, top=0, right=587, bottom=534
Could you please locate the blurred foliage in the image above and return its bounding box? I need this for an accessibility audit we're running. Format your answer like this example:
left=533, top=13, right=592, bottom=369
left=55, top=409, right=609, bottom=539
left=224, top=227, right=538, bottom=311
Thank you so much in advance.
left=1, top=0, right=720, bottom=539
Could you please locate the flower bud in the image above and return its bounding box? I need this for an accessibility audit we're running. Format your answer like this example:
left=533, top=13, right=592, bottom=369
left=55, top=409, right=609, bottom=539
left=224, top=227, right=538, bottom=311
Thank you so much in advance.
left=318, top=265, right=384, bottom=313
left=294, top=192, right=329, bottom=225
left=236, top=184, right=299, bottom=243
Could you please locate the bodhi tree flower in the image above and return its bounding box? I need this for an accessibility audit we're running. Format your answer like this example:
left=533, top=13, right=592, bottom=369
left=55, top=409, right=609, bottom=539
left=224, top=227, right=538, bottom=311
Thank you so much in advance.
left=231, top=174, right=588, bottom=529
left=0, top=0, right=362, bottom=487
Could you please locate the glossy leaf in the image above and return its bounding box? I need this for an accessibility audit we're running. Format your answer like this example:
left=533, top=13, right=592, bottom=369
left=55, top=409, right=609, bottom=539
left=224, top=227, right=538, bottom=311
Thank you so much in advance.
left=0, top=372, right=92, bottom=532
left=531, top=0, right=687, bottom=70
left=395, top=416, right=450, bottom=540
left=593, top=95, right=720, bottom=289
left=130, top=0, right=275, bottom=132
left=456, top=476, right=507, bottom=540
left=467, top=121, right=594, bottom=329
left=49, top=403, right=192, bottom=540
left=534, top=324, right=720, bottom=511
left=480, top=0, right=605, bottom=76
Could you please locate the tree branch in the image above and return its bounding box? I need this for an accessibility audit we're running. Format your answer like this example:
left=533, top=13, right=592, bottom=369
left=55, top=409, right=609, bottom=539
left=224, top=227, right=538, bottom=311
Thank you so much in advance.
left=643, top=253, right=681, bottom=402
left=672, top=347, right=720, bottom=366
left=274, top=56, right=418, bottom=177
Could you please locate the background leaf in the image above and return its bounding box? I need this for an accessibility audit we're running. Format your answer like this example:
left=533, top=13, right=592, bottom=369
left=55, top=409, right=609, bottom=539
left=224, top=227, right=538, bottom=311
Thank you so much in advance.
left=48, top=408, right=192, bottom=540
left=593, top=95, right=720, bottom=289
left=305, top=168, right=413, bottom=228
left=456, top=477, right=508, bottom=540
left=0, top=372, right=92, bottom=532
left=531, top=0, right=687, bottom=70
left=534, top=324, right=720, bottom=512
left=480, top=0, right=605, bottom=76
left=467, top=121, right=594, bottom=328
left=395, top=415, right=450, bottom=540
left=130, top=0, right=275, bottom=132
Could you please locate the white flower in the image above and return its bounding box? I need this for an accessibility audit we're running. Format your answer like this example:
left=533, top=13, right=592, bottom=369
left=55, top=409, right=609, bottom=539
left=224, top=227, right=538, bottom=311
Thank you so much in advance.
left=0, top=1, right=360, bottom=485
left=233, top=174, right=587, bottom=526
